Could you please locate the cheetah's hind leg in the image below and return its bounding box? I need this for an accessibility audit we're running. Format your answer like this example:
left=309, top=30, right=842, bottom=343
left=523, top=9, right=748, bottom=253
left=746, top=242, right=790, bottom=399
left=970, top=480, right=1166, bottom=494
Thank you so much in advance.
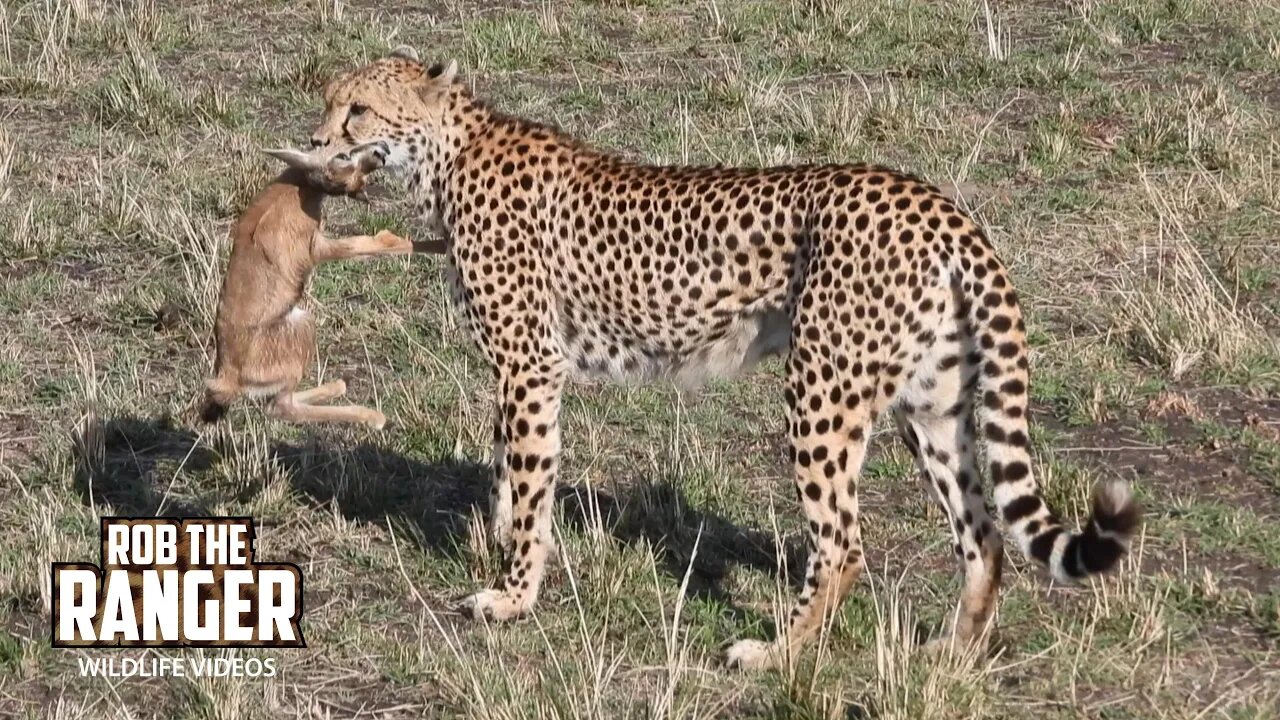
left=894, top=332, right=1003, bottom=652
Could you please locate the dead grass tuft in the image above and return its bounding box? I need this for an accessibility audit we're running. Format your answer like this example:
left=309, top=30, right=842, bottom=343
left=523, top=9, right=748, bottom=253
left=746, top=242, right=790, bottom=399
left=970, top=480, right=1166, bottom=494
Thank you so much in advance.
left=310, top=0, right=345, bottom=29
left=1109, top=173, right=1277, bottom=380
left=139, top=199, right=228, bottom=339
left=0, top=0, right=104, bottom=91
left=868, top=569, right=994, bottom=720
left=0, top=125, right=13, bottom=204
left=1144, top=390, right=1203, bottom=421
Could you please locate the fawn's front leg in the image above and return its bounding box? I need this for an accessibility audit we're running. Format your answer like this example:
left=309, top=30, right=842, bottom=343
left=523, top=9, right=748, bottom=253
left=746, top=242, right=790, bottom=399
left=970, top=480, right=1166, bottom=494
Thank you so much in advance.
left=312, top=229, right=413, bottom=262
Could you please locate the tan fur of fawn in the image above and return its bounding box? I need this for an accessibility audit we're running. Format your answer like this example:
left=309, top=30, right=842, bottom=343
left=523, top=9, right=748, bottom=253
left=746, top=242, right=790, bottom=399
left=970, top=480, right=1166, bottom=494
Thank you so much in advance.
left=200, top=142, right=425, bottom=429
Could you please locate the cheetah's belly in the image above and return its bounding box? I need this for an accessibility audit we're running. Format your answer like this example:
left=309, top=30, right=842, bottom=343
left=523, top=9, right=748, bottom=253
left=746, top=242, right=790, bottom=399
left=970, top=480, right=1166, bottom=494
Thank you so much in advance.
left=559, top=303, right=790, bottom=389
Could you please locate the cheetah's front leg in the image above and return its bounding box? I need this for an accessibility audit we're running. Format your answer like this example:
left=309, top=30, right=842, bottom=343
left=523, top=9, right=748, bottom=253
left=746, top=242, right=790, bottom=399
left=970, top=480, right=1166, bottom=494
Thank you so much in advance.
left=488, top=416, right=513, bottom=552
left=461, top=370, right=564, bottom=622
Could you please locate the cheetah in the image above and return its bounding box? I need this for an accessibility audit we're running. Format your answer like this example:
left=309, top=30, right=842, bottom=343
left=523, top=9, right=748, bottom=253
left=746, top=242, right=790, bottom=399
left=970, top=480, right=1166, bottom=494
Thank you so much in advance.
left=308, top=47, right=1142, bottom=670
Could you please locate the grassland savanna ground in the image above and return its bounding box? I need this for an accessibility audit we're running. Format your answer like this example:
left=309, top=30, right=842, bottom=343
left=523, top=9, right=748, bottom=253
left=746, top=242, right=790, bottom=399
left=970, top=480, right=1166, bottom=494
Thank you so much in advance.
left=1, top=0, right=1279, bottom=718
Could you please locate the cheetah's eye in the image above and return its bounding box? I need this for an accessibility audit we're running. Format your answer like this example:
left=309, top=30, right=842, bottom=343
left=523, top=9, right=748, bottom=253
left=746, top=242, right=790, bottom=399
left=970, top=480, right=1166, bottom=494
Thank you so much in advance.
left=349, top=103, right=369, bottom=117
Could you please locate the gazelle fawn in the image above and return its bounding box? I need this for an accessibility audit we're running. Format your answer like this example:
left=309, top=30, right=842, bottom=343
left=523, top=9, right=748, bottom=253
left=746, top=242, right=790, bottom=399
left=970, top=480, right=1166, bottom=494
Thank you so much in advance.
left=200, top=141, right=420, bottom=429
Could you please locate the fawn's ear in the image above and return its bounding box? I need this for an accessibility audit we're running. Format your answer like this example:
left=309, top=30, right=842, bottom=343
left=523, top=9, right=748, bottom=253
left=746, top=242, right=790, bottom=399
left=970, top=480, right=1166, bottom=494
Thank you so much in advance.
left=263, top=148, right=322, bottom=171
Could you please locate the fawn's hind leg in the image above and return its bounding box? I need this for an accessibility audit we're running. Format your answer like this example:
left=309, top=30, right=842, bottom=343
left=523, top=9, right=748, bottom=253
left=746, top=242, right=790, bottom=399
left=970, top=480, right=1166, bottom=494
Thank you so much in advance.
left=200, top=377, right=241, bottom=422
left=268, top=391, right=385, bottom=430
left=204, top=376, right=240, bottom=403
left=292, top=379, right=347, bottom=404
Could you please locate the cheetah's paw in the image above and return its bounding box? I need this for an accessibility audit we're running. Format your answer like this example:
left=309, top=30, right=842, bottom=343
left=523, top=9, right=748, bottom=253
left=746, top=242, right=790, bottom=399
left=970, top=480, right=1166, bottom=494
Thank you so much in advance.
left=458, top=589, right=529, bottom=622
left=921, top=629, right=988, bottom=660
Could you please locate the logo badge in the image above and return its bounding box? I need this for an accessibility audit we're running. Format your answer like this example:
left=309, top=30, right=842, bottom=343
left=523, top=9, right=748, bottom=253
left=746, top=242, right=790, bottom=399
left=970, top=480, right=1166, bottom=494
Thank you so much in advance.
left=52, top=517, right=304, bottom=648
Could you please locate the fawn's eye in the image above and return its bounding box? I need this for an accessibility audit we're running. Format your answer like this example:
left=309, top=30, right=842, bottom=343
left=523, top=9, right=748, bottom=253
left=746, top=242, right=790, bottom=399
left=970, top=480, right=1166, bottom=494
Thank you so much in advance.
left=349, top=103, right=368, bottom=117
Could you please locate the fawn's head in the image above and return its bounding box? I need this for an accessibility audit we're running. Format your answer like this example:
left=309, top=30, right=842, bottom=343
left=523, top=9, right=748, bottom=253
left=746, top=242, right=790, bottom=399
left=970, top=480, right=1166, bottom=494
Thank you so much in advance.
left=263, top=141, right=389, bottom=201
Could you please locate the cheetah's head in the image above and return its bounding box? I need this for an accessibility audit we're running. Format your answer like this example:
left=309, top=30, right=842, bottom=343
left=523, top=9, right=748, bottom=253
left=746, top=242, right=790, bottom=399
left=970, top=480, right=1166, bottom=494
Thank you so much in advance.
left=309, top=46, right=460, bottom=183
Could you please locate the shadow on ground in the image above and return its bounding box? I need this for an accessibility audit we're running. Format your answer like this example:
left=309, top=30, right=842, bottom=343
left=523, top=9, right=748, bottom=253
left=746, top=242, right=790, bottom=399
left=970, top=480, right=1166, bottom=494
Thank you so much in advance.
left=559, top=482, right=807, bottom=601
left=71, top=413, right=219, bottom=516
left=71, top=414, right=488, bottom=556
left=72, top=414, right=804, bottom=603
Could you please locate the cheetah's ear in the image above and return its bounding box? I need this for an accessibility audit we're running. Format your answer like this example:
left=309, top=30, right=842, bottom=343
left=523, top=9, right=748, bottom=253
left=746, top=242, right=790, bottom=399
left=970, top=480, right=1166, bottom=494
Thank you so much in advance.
left=390, top=45, right=419, bottom=62
left=435, top=58, right=458, bottom=85
left=422, top=59, right=458, bottom=86
left=416, top=58, right=459, bottom=102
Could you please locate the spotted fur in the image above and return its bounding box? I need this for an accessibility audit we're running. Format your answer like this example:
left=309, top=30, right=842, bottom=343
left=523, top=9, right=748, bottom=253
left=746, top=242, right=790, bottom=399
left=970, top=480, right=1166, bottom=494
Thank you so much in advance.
left=309, top=50, right=1142, bottom=669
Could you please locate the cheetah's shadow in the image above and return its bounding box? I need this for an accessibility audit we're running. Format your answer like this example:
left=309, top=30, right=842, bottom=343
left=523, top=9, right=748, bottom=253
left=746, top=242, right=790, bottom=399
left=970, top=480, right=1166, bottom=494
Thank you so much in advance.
left=70, top=414, right=487, bottom=557
left=73, top=414, right=804, bottom=619
left=558, top=482, right=808, bottom=603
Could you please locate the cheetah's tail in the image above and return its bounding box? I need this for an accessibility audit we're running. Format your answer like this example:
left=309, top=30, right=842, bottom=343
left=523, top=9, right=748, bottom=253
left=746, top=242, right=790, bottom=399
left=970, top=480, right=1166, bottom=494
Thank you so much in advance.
left=965, top=265, right=1142, bottom=583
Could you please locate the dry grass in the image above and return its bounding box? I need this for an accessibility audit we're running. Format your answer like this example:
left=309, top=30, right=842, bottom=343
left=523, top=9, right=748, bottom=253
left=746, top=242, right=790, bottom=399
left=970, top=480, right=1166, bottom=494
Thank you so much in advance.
left=1110, top=173, right=1278, bottom=380
left=0, top=125, right=14, bottom=203
left=141, top=199, right=230, bottom=338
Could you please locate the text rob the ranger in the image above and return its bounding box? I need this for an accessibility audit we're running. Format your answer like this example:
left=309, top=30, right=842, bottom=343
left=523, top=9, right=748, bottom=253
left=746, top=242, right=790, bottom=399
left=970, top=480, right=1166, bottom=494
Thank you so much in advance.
left=52, top=517, right=304, bottom=647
